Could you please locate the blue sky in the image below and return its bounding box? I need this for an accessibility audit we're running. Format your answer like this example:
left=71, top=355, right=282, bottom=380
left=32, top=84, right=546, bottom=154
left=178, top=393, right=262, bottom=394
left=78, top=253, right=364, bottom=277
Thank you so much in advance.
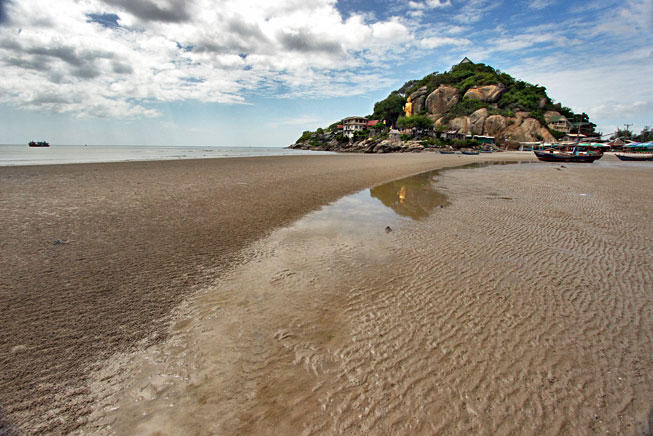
left=0, top=0, right=651, bottom=146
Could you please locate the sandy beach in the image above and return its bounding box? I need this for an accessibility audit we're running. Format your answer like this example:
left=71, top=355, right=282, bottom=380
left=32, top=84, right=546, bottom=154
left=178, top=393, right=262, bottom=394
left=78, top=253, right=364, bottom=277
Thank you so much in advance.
left=1, top=152, right=516, bottom=435
left=2, top=153, right=652, bottom=435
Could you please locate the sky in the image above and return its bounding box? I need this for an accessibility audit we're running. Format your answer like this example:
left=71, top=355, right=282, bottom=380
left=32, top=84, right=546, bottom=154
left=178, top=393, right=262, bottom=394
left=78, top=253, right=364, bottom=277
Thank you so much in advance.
left=0, top=0, right=651, bottom=146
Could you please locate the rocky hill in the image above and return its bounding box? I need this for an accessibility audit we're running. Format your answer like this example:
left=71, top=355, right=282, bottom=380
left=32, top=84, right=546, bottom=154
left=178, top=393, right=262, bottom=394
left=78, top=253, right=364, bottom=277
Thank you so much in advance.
left=289, top=60, right=596, bottom=152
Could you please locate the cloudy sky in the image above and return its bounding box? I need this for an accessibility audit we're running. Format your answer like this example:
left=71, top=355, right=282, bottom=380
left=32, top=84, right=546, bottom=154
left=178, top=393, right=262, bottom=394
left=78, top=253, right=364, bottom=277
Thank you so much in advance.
left=0, top=0, right=651, bottom=146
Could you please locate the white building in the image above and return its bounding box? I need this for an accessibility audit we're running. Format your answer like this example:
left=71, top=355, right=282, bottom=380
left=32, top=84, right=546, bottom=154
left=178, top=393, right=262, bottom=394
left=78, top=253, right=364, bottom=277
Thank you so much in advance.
left=342, top=116, right=368, bottom=137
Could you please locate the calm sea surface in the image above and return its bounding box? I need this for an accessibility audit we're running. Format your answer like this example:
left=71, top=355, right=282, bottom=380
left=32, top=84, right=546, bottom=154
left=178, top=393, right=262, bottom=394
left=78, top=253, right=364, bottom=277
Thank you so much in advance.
left=0, top=145, right=331, bottom=166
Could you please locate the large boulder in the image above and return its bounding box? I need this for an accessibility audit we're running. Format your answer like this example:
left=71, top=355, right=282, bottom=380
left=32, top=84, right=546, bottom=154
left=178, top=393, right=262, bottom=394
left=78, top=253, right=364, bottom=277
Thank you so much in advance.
left=463, top=84, right=507, bottom=103
left=449, top=116, right=470, bottom=134
left=372, top=140, right=401, bottom=153
left=483, top=114, right=508, bottom=136
left=425, top=85, right=459, bottom=118
left=408, top=86, right=429, bottom=115
left=504, top=117, right=555, bottom=142
left=469, top=108, right=488, bottom=135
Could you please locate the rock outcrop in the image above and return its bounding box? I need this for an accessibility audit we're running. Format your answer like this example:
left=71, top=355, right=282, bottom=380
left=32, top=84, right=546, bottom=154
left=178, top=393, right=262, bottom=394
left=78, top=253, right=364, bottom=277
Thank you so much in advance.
left=503, top=117, right=556, bottom=143
left=407, top=86, right=429, bottom=115
left=449, top=116, right=469, bottom=134
left=468, top=108, right=488, bottom=135
left=425, top=85, right=459, bottom=119
left=483, top=114, right=508, bottom=136
left=463, top=84, right=506, bottom=103
left=289, top=137, right=430, bottom=154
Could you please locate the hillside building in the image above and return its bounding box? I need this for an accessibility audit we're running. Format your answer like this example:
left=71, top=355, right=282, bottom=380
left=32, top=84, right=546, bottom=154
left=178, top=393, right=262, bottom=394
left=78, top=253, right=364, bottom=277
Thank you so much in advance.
left=342, top=116, right=368, bottom=136
left=547, top=115, right=572, bottom=133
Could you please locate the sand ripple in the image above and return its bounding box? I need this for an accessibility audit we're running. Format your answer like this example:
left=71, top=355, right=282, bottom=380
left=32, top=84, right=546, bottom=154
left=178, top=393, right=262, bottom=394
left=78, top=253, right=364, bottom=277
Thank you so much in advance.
left=84, top=163, right=653, bottom=435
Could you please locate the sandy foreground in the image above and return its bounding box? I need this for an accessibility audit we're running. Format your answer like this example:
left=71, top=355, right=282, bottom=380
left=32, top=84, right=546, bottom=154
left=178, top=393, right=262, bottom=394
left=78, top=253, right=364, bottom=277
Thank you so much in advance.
left=1, top=153, right=652, bottom=435
left=1, top=152, right=519, bottom=435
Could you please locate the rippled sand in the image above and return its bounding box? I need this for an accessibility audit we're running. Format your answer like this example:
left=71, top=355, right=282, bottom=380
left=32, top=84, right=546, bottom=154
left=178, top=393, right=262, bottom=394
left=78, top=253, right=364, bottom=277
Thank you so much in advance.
left=0, top=153, right=518, bottom=435
left=82, top=161, right=653, bottom=435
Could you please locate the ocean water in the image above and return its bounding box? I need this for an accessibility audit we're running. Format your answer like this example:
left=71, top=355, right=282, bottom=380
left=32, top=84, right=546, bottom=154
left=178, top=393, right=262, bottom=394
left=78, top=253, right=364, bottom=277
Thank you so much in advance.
left=0, top=144, right=331, bottom=166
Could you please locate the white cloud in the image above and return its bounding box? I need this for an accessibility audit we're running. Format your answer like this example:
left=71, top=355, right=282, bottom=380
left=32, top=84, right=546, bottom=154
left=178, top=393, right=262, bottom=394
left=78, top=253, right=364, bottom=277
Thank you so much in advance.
left=454, top=0, right=499, bottom=23
left=408, top=0, right=452, bottom=9
left=0, top=0, right=422, bottom=118
left=529, top=0, right=555, bottom=9
left=426, top=0, right=453, bottom=7
left=419, top=36, right=471, bottom=49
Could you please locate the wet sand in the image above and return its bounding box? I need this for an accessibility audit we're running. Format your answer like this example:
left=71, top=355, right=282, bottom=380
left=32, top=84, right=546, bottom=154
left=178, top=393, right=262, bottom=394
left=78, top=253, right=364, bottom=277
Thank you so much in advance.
left=0, top=152, right=520, bottom=435
left=78, top=159, right=653, bottom=435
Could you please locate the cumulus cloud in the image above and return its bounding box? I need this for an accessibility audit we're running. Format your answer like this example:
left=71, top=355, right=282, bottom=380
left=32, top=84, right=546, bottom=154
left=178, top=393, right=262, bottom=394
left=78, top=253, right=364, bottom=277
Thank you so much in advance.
left=101, top=0, right=191, bottom=23
left=0, top=0, right=447, bottom=118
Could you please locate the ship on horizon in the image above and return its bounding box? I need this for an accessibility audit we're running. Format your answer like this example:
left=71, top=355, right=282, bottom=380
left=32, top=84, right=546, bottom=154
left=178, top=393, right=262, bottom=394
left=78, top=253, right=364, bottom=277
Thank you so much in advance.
left=28, top=141, right=50, bottom=147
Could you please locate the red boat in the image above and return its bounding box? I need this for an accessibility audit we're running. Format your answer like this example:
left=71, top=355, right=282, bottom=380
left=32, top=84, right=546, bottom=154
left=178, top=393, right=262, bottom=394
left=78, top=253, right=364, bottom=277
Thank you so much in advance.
left=28, top=141, right=50, bottom=147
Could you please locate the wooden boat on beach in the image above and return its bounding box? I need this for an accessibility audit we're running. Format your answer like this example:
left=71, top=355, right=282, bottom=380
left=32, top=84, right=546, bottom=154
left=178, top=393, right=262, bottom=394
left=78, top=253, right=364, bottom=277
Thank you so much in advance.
left=28, top=141, right=50, bottom=147
left=615, top=153, right=653, bottom=161
left=439, top=150, right=456, bottom=154
left=615, top=143, right=653, bottom=161
left=534, top=146, right=603, bottom=163
left=461, top=150, right=480, bottom=155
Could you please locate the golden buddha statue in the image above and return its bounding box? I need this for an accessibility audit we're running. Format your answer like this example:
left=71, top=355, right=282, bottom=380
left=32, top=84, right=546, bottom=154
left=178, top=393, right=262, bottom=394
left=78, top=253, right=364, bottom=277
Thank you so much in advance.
left=403, top=97, right=412, bottom=117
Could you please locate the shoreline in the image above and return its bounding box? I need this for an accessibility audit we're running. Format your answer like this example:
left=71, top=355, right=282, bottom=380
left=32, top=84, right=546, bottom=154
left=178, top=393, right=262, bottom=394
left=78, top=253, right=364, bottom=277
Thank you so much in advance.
left=0, top=145, right=335, bottom=167
left=0, top=152, right=532, bottom=435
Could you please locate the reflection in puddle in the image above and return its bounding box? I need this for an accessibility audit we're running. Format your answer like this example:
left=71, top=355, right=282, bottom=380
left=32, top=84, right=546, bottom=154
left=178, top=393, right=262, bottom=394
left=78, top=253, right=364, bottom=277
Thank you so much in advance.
left=368, top=161, right=515, bottom=222
left=370, top=171, right=448, bottom=221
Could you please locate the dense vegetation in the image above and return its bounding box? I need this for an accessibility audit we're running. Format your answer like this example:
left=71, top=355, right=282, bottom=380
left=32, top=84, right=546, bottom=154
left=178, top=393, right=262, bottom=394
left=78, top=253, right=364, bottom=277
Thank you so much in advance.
left=371, top=61, right=598, bottom=135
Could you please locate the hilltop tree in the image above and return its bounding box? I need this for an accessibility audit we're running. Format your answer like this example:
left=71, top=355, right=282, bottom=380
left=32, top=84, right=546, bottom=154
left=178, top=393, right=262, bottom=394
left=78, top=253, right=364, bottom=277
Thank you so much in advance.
left=611, top=128, right=633, bottom=140
left=634, top=126, right=652, bottom=142
left=371, top=93, right=405, bottom=127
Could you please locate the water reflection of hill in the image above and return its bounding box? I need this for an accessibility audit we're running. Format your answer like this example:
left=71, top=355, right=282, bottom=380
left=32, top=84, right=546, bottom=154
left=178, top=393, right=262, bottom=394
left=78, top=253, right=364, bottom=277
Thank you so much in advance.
left=370, top=171, right=448, bottom=221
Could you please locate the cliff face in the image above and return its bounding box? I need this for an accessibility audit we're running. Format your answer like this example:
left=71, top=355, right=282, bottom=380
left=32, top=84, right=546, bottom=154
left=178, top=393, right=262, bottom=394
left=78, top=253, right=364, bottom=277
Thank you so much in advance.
left=417, top=83, right=555, bottom=143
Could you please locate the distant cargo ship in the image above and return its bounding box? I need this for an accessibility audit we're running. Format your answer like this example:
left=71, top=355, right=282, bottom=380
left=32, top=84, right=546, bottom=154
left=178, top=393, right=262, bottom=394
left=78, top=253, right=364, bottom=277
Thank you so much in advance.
left=28, top=141, right=50, bottom=147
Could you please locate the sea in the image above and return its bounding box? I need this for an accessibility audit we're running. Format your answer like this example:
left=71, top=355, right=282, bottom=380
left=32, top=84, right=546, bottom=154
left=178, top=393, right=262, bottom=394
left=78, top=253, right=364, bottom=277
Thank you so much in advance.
left=0, top=144, right=331, bottom=166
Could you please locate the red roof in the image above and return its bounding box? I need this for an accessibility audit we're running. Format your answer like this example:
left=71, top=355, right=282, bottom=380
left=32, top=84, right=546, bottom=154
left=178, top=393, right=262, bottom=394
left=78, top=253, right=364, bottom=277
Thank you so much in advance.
left=366, top=120, right=380, bottom=127
left=337, top=125, right=344, bottom=129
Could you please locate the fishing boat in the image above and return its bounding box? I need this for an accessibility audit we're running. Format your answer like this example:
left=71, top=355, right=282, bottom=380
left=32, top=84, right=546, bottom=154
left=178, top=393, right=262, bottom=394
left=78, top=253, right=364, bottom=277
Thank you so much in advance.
left=480, top=148, right=494, bottom=153
left=534, top=145, right=603, bottom=163
left=28, top=141, right=50, bottom=147
left=461, top=150, right=479, bottom=155
left=439, top=150, right=456, bottom=154
left=614, top=143, right=653, bottom=161
left=615, top=153, right=653, bottom=161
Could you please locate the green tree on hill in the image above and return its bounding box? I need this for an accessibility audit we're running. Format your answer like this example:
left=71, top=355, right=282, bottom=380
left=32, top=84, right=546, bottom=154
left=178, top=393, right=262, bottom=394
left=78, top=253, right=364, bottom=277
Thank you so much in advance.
left=396, top=115, right=434, bottom=130
left=371, top=93, right=405, bottom=127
